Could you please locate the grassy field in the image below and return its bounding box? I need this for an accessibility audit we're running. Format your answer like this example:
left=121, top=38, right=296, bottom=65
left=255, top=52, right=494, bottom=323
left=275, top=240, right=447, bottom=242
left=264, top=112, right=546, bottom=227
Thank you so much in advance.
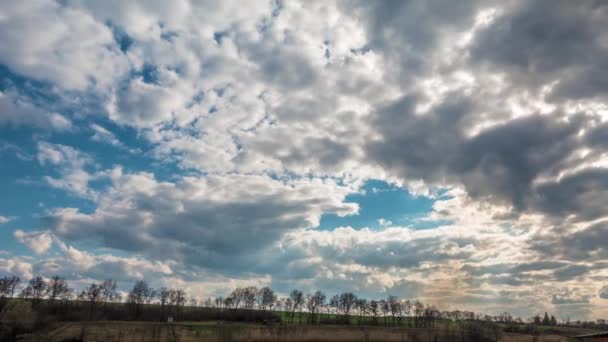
left=18, top=320, right=602, bottom=342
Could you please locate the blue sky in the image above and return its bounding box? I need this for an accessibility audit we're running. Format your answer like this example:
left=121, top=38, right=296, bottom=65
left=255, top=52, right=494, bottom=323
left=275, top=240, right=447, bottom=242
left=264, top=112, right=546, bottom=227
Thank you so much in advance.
left=1, top=0, right=608, bottom=321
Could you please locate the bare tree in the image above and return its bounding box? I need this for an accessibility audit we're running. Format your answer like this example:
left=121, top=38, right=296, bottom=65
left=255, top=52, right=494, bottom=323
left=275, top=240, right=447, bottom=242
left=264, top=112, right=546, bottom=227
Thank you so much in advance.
left=214, top=296, right=223, bottom=309
left=258, top=287, right=276, bottom=312
left=169, top=288, right=186, bottom=318
left=329, top=294, right=340, bottom=323
left=306, top=291, right=326, bottom=324
left=81, top=282, right=103, bottom=319
left=402, top=299, right=412, bottom=327
left=7, top=276, right=21, bottom=298
left=413, top=300, right=424, bottom=327
left=243, top=286, right=258, bottom=310
left=127, top=280, right=151, bottom=317
left=158, top=287, right=171, bottom=321
left=146, top=288, right=158, bottom=305
left=369, top=300, right=380, bottom=325
left=289, top=290, right=304, bottom=324
left=228, top=287, right=248, bottom=309
left=22, top=276, right=47, bottom=306
left=0, top=276, right=12, bottom=300
left=356, top=298, right=368, bottom=325
left=387, top=295, right=400, bottom=326
left=48, top=276, right=70, bottom=302
left=338, top=292, right=357, bottom=324
left=380, top=299, right=390, bottom=326
left=100, top=279, right=119, bottom=303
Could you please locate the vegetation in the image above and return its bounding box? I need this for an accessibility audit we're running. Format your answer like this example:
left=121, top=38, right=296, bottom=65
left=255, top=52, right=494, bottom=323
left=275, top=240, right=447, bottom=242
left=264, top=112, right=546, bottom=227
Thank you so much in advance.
left=1, top=274, right=606, bottom=341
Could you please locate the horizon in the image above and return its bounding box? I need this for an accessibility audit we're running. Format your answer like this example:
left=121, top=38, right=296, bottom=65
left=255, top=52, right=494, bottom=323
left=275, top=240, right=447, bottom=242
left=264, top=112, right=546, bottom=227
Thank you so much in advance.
left=1, top=0, right=607, bottom=322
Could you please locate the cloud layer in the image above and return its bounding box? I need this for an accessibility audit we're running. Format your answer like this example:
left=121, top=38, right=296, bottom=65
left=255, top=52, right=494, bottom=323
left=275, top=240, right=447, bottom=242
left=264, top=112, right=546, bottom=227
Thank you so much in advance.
left=1, top=0, right=607, bottom=320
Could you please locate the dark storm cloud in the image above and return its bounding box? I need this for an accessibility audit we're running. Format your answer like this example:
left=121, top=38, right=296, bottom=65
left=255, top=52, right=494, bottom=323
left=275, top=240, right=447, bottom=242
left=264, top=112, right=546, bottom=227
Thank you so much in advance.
left=345, top=0, right=485, bottom=84
left=361, top=0, right=608, bottom=222
left=365, top=92, right=608, bottom=219
left=470, top=1, right=608, bottom=102
left=532, top=221, right=608, bottom=261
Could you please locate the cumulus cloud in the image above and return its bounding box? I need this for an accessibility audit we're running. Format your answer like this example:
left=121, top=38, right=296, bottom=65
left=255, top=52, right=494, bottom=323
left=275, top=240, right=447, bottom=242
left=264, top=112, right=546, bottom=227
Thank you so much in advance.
left=46, top=171, right=358, bottom=271
left=0, top=1, right=128, bottom=91
left=0, top=257, right=33, bottom=280
left=0, top=216, right=11, bottom=224
left=13, top=229, right=53, bottom=255
left=0, top=91, right=72, bottom=131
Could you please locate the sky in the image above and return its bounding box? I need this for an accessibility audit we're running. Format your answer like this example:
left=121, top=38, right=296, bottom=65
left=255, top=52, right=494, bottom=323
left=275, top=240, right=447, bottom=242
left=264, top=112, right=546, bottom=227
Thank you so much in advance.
left=1, top=0, right=608, bottom=321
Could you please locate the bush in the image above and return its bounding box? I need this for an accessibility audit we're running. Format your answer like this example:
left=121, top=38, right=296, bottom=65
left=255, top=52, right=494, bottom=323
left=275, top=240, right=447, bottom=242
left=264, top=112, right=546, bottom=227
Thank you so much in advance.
left=0, top=300, right=37, bottom=340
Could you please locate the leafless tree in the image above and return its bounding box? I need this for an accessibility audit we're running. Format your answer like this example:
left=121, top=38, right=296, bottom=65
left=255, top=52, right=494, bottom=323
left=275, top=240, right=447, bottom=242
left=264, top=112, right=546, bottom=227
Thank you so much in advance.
left=388, top=295, right=400, bottom=326
left=257, top=287, right=276, bottom=312
left=401, top=299, right=412, bottom=327
left=21, top=275, right=47, bottom=306
left=356, top=298, right=368, bottom=325
left=413, top=300, right=424, bottom=327
left=243, top=286, right=257, bottom=310
left=100, top=279, right=119, bottom=303
left=48, top=276, right=70, bottom=302
left=289, top=289, right=304, bottom=324
left=306, top=290, right=326, bottom=324
left=380, top=299, right=390, bottom=326
left=7, top=275, right=21, bottom=298
left=127, top=280, right=151, bottom=317
left=214, top=296, right=223, bottom=309
left=0, top=276, right=12, bottom=299
left=146, top=288, right=158, bottom=305
left=169, top=288, right=186, bottom=318
left=228, top=287, right=248, bottom=309
left=81, top=282, right=103, bottom=319
left=369, top=300, right=380, bottom=324
left=158, top=287, right=171, bottom=320
left=338, top=292, right=357, bottom=323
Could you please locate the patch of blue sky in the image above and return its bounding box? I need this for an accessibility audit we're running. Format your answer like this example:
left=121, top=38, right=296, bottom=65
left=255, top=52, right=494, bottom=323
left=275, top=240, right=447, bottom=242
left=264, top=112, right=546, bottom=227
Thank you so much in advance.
left=317, top=179, right=452, bottom=230
left=106, top=21, right=133, bottom=53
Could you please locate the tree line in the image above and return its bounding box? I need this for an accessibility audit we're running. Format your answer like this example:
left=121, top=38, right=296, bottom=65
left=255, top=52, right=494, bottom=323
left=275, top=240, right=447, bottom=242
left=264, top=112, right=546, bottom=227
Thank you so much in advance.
left=2, top=274, right=606, bottom=337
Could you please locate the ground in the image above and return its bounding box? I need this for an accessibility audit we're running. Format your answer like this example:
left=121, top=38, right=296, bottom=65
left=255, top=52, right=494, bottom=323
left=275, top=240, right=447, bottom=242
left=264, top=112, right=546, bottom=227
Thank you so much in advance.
left=18, top=321, right=602, bottom=342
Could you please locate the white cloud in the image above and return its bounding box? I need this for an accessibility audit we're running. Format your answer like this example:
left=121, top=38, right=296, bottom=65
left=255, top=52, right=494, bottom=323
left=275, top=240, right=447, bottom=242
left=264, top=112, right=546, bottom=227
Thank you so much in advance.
left=90, top=124, right=122, bottom=147
left=37, top=142, right=98, bottom=197
left=13, top=229, right=53, bottom=255
left=0, top=216, right=12, bottom=224
left=0, top=256, right=33, bottom=280
left=0, top=1, right=129, bottom=91
left=0, top=91, right=72, bottom=131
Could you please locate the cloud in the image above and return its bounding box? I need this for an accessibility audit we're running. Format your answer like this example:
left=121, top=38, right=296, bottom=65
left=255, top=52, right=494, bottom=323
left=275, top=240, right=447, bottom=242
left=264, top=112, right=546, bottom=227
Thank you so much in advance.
left=532, top=221, right=608, bottom=262
left=1, top=0, right=608, bottom=321
left=551, top=290, right=591, bottom=305
left=469, top=1, right=608, bottom=102
left=600, top=286, right=608, bottom=300
left=0, top=216, right=12, bottom=224
left=0, top=90, right=72, bottom=131
left=90, top=124, right=122, bottom=147
left=0, top=1, right=128, bottom=91
left=0, top=257, right=33, bottom=280
left=36, top=142, right=98, bottom=197
left=46, top=171, right=358, bottom=272
left=13, top=230, right=53, bottom=255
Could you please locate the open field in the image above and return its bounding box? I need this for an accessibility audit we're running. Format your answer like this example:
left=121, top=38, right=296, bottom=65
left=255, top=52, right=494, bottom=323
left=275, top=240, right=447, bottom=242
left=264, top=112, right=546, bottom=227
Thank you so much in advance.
left=17, top=321, right=599, bottom=342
